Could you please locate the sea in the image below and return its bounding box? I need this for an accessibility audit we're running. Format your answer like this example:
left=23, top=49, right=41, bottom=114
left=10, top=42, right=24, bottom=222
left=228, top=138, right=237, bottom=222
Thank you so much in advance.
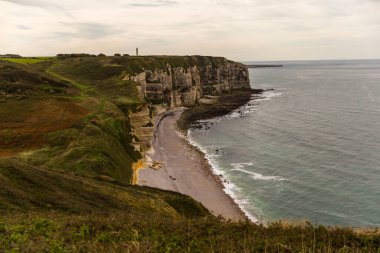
left=188, top=59, right=380, bottom=227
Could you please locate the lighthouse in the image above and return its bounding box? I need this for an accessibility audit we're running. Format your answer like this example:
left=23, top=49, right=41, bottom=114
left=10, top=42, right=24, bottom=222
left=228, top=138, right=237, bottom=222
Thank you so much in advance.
left=136, top=48, right=139, bottom=56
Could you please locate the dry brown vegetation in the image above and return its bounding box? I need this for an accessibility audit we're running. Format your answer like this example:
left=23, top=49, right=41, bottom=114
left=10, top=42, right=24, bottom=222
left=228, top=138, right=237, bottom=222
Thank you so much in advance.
left=0, top=98, right=88, bottom=153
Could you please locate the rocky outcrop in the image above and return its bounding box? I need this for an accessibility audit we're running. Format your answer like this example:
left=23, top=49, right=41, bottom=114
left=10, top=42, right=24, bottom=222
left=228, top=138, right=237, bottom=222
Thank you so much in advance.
left=125, top=57, right=250, bottom=108
left=129, top=104, right=166, bottom=152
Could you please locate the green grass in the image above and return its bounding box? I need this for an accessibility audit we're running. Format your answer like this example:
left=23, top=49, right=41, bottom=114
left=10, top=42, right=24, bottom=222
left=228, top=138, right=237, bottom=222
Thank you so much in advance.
left=49, top=57, right=125, bottom=83
left=0, top=159, right=208, bottom=217
left=14, top=97, right=142, bottom=183
left=109, top=55, right=229, bottom=75
left=0, top=213, right=379, bottom=253
left=0, top=60, right=68, bottom=96
left=0, top=57, right=52, bottom=64
left=47, top=58, right=142, bottom=104
left=46, top=67, right=94, bottom=97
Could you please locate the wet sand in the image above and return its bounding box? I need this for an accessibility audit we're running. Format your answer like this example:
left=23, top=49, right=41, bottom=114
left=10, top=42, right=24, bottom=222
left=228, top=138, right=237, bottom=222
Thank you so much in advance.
left=138, top=108, right=247, bottom=221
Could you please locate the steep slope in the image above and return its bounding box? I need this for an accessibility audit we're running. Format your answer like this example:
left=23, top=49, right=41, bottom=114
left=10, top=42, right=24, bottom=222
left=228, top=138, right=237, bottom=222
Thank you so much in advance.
left=0, top=59, right=142, bottom=182
left=0, top=159, right=209, bottom=218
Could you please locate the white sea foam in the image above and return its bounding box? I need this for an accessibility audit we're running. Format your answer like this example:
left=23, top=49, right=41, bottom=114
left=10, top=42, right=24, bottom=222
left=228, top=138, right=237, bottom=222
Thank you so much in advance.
left=256, top=90, right=283, bottom=101
left=315, top=210, right=350, bottom=219
left=231, top=167, right=286, bottom=181
left=187, top=131, right=260, bottom=223
left=196, top=117, right=222, bottom=124
left=225, top=89, right=283, bottom=119
left=230, top=163, right=254, bottom=169
left=185, top=89, right=285, bottom=223
left=297, top=75, right=307, bottom=79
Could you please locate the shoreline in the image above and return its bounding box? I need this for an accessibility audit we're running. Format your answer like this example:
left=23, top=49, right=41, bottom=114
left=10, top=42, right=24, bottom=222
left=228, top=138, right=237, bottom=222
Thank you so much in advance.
left=185, top=133, right=259, bottom=223
left=178, top=125, right=250, bottom=221
left=138, top=89, right=264, bottom=221
left=138, top=108, right=247, bottom=220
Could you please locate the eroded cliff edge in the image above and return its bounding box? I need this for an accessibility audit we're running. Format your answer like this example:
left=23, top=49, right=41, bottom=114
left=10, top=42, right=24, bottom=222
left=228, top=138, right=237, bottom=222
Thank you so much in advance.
left=123, top=56, right=250, bottom=107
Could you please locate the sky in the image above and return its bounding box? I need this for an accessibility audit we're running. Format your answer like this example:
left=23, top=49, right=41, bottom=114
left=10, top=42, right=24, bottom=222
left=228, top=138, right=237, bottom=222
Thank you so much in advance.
left=0, top=0, right=379, bottom=61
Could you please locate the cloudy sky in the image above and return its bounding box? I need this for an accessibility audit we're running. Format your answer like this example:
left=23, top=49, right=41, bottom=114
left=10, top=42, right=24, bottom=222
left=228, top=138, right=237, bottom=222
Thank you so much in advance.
left=1, top=0, right=379, bottom=61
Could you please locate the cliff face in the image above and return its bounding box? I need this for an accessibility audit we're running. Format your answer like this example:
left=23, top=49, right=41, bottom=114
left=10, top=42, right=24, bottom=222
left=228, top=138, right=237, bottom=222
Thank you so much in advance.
left=124, top=57, right=250, bottom=107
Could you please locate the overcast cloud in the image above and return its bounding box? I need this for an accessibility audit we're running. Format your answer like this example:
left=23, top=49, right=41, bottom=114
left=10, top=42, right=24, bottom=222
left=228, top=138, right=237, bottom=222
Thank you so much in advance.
left=0, top=0, right=379, bottom=60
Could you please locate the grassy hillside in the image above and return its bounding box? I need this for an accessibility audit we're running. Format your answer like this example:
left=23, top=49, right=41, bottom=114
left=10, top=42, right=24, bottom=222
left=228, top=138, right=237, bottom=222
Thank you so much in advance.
left=0, top=59, right=142, bottom=183
left=0, top=56, right=379, bottom=252
left=0, top=159, right=208, bottom=217
left=0, top=159, right=212, bottom=252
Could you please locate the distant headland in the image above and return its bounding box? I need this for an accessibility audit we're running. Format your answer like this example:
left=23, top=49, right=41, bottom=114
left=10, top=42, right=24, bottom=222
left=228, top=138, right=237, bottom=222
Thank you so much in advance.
left=246, top=64, right=283, bottom=68
left=0, top=54, right=22, bottom=58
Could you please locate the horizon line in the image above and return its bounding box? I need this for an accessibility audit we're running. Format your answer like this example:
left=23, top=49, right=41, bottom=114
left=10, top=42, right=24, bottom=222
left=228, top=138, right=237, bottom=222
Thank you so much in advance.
left=1, top=53, right=379, bottom=63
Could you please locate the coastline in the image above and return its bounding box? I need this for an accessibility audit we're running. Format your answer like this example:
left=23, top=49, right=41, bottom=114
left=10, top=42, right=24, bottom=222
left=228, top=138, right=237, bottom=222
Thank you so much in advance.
left=186, top=134, right=259, bottom=223
left=138, top=89, right=263, bottom=221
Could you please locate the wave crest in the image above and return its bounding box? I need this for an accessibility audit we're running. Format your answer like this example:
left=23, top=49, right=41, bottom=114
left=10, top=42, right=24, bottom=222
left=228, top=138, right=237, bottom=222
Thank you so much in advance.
left=231, top=163, right=286, bottom=181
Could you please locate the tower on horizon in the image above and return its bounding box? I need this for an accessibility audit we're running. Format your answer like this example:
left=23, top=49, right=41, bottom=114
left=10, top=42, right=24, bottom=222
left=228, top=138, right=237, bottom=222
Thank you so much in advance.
left=136, top=47, right=139, bottom=56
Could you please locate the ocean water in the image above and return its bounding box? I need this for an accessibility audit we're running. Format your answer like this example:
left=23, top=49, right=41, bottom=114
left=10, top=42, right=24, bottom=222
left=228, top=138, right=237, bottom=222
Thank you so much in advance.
left=188, top=59, right=380, bottom=226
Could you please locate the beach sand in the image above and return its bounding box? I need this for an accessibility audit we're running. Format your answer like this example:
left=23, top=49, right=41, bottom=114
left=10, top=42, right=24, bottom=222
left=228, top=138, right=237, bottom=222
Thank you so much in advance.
left=138, top=108, right=247, bottom=221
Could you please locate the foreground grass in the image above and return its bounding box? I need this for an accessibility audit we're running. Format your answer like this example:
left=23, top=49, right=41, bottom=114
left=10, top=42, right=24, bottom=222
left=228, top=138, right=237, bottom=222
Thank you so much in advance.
left=0, top=213, right=379, bottom=253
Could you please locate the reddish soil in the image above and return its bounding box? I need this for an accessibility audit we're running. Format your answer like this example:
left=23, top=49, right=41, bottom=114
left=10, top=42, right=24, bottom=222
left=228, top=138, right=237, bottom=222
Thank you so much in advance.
left=0, top=97, right=88, bottom=154
left=0, top=151, right=17, bottom=158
